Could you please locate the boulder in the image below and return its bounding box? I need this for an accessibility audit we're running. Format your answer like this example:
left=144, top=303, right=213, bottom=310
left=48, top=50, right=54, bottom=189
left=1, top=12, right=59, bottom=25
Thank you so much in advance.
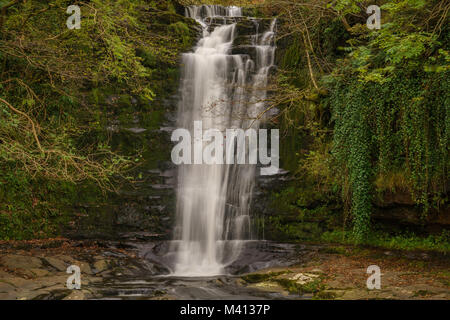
left=63, top=290, right=86, bottom=300
left=43, top=257, right=68, bottom=272
left=93, top=260, right=109, bottom=273
left=78, top=262, right=93, bottom=275
left=0, top=282, right=15, bottom=293
left=0, top=255, right=42, bottom=270
left=30, top=269, right=50, bottom=277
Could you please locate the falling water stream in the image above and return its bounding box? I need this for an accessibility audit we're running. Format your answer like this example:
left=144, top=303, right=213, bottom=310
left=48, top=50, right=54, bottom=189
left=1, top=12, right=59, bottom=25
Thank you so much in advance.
left=87, top=6, right=304, bottom=299
left=171, top=5, right=277, bottom=276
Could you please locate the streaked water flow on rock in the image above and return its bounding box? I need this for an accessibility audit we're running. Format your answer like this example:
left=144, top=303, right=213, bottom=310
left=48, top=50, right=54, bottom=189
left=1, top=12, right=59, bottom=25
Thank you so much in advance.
left=171, top=5, right=277, bottom=276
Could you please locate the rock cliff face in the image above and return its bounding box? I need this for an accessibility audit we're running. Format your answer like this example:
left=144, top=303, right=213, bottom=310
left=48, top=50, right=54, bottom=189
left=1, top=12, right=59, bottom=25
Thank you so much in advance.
left=373, top=191, right=450, bottom=233
left=64, top=6, right=284, bottom=241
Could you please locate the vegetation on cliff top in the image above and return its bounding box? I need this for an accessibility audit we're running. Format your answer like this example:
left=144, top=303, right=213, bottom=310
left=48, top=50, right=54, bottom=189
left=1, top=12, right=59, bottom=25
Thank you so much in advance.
left=0, top=0, right=197, bottom=239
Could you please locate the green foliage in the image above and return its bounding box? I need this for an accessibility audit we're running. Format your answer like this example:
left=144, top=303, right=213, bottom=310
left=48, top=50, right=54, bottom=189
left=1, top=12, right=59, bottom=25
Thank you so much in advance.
left=328, top=0, right=361, bottom=15
left=270, top=0, right=449, bottom=243
left=242, top=271, right=288, bottom=283
left=0, top=168, right=78, bottom=239
left=321, top=229, right=450, bottom=252
left=169, top=21, right=192, bottom=47
left=325, top=0, right=449, bottom=239
left=275, top=277, right=325, bottom=295
left=327, top=81, right=374, bottom=240
left=268, top=182, right=341, bottom=241
left=0, top=0, right=197, bottom=239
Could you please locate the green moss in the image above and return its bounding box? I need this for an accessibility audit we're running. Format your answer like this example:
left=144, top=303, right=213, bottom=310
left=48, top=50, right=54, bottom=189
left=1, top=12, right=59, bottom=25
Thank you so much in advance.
left=275, top=278, right=325, bottom=295
left=241, top=271, right=288, bottom=284
left=413, top=290, right=432, bottom=297
left=321, top=230, right=450, bottom=253
left=136, top=48, right=159, bottom=69
left=141, top=110, right=164, bottom=130
left=0, top=169, right=81, bottom=239
left=318, top=246, right=348, bottom=255
left=266, top=181, right=341, bottom=242
left=314, top=290, right=338, bottom=300
left=169, top=21, right=192, bottom=47
left=118, top=95, right=133, bottom=108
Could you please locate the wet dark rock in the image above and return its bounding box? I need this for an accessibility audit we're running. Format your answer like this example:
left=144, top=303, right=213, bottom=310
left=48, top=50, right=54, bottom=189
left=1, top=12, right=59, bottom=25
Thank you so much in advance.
left=119, top=232, right=164, bottom=241
left=33, top=290, right=73, bottom=300
left=231, top=46, right=257, bottom=61
left=150, top=184, right=174, bottom=190
left=160, top=169, right=176, bottom=177
left=234, top=18, right=273, bottom=36
left=233, top=35, right=255, bottom=46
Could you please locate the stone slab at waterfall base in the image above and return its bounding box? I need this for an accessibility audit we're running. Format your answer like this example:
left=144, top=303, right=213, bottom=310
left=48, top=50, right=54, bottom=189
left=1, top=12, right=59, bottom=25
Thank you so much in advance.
left=239, top=245, right=450, bottom=300
left=0, top=239, right=448, bottom=300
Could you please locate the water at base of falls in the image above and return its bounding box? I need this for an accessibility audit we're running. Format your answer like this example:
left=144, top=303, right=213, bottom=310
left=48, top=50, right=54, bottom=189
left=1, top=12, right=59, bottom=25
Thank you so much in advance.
left=171, top=5, right=277, bottom=277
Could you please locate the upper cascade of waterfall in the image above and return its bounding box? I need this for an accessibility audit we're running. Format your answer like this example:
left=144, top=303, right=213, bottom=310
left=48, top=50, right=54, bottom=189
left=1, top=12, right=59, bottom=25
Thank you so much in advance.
left=185, top=5, right=242, bottom=20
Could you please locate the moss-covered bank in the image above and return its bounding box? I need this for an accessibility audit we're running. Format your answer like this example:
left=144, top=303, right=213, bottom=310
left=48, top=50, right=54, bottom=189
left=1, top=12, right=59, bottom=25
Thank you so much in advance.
left=0, top=0, right=199, bottom=240
left=247, top=0, right=449, bottom=250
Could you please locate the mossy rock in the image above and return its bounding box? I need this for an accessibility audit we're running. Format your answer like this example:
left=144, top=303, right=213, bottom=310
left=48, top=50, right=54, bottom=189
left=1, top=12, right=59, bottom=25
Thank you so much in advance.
left=242, top=7, right=260, bottom=17
left=235, top=19, right=258, bottom=36
left=136, top=47, right=159, bottom=68
left=241, top=271, right=288, bottom=284
left=169, top=21, right=195, bottom=48
left=153, top=11, right=184, bottom=25
left=314, top=290, right=338, bottom=300
left=153, top=0, right=184, bottom=14
left=233, top=35, right=254, bottom=46
left=117, top=95, right=134, bottom=108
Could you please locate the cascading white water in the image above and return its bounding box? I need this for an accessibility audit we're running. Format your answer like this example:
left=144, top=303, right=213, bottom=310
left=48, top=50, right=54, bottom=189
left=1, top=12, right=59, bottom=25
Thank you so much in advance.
left=171, top=5, right=276, bottom=276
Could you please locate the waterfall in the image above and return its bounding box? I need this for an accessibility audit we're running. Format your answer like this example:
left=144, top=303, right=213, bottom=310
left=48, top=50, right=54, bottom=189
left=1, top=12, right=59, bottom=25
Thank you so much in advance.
left=171, top=5, right=276, bottom=276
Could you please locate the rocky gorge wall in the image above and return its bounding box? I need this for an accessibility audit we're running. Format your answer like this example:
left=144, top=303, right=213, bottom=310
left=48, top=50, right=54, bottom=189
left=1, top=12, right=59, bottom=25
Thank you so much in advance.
left=63, top=2, right=449, bottom=246
left=65, top=6, right=289, bottom=242
left=251, top=8, right=450, bottom=243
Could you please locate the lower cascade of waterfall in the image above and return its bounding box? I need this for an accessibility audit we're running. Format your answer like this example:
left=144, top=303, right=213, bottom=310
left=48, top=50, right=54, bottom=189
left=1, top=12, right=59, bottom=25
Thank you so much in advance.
left=171, top=5, right=277, bottom=276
